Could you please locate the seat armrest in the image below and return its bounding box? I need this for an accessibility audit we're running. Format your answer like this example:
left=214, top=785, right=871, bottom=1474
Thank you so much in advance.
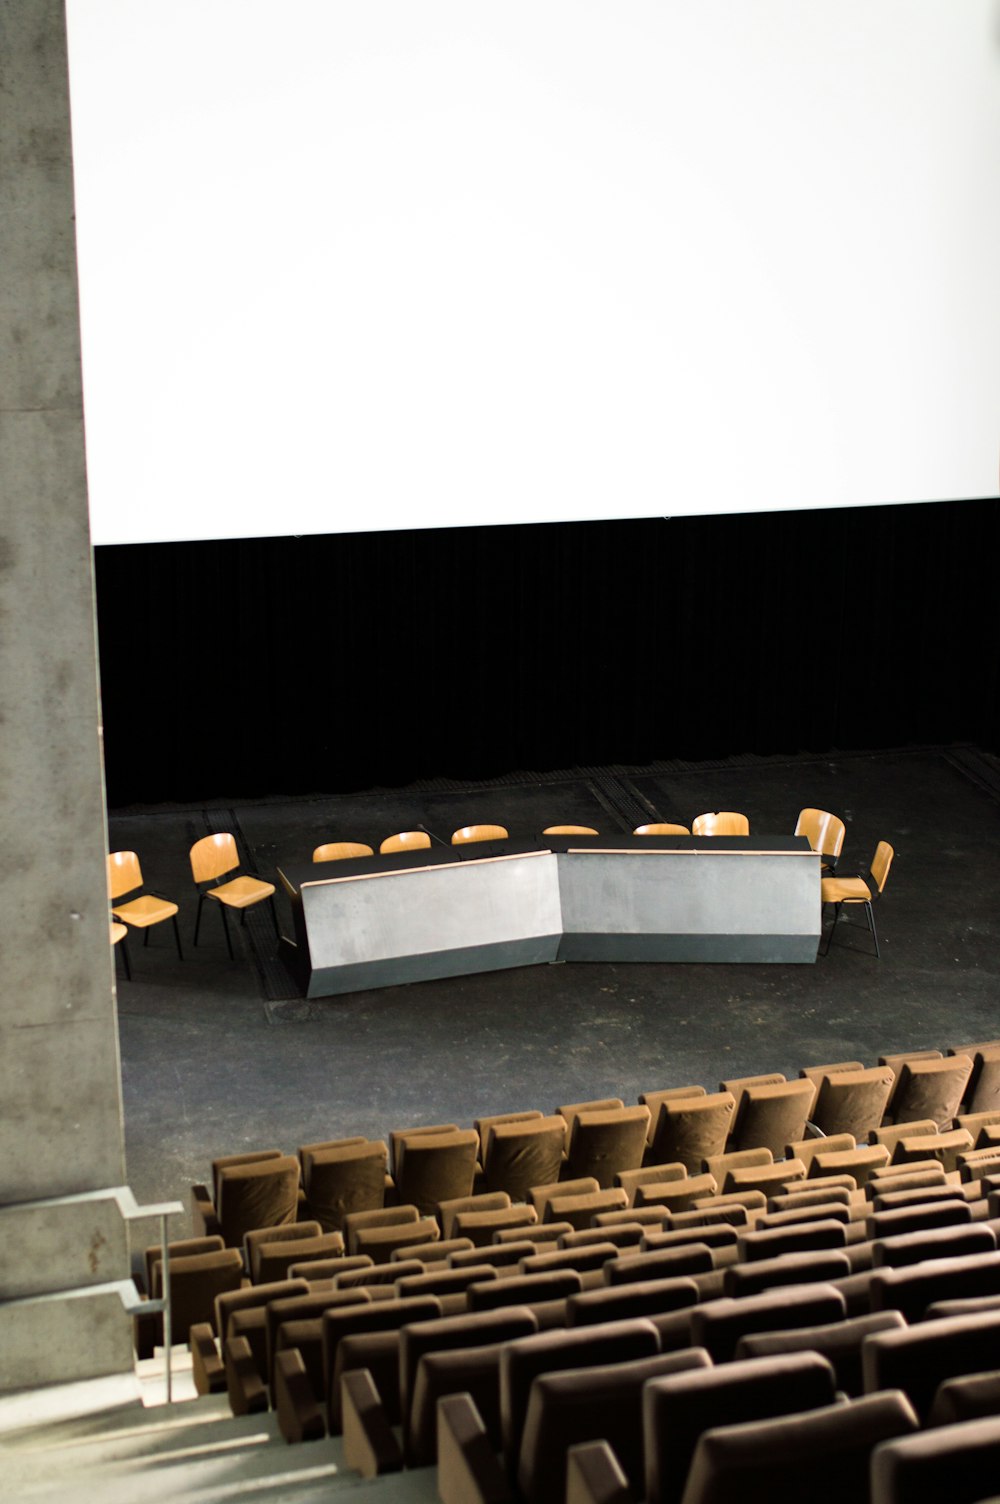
left=191, top=1184, right=221, bottom=1238
left=341, top=1369, right=403, bottom=1478
left=436, top=1393, right=513, bottom=1504
left=224, top=1335, right=268, bottom=1415
left=274, top=1350, right=325, bottom=1444
left=190, top=1323, right=226, bottom=1395
left=566, top=1441, right=632, bottom=1504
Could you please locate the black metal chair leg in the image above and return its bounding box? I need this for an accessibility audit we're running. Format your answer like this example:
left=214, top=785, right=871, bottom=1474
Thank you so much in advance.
left=119, top=935, right=131, bottom=981
left=143, top=928, right=150, bottom=948
left=194, top=892, right=205, bottom=947
left=218, top=901, right=234, bottom=960
left=821, top=902, right=840, bottom=957
left=172, top=914, right=184, bottom=961
left=866, top=902, right=880, bottom=959
left=269, top=895, right=279, bottom=941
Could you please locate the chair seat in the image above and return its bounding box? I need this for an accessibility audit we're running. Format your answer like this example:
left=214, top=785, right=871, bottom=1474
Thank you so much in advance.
left=111, top=921, right=129, bottom=944
left=208, top=875, right=276, bottom=908
left=820, top=875, right=872, bottom=904
left=112, top=894, right=179, bottom=927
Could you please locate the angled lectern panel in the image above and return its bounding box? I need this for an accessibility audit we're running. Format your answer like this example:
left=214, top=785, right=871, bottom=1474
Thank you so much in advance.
left=288, top=849, right=562, bottom=997
left=556, top=845, right=820, bottom=963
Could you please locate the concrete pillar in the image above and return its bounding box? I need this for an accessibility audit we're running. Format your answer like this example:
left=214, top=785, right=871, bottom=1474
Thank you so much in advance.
left=0, top=0, right=132, bottom=1388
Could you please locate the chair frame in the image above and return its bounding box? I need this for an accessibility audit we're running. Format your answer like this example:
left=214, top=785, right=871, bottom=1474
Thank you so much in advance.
left=190, top=832, right=279, bottom=959
left=820, top=841, right=893, bottom=959
left=108, top=850, right=183, bottom=961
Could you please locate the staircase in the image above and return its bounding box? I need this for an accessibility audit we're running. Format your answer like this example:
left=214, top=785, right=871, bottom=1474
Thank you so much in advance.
left=2, top=1350, right=438, bottom=1504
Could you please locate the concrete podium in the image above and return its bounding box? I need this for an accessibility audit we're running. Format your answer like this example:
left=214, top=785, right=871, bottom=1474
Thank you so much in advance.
left=279, top=834, right=820, bottom=998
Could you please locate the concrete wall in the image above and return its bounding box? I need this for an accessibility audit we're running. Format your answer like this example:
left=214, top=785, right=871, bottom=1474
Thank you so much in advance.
left=0, top=0, right=131, bottom=1388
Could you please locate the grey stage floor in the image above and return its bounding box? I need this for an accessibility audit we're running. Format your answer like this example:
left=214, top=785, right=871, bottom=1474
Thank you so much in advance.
left=108, top=745, right=1000, bottom=1226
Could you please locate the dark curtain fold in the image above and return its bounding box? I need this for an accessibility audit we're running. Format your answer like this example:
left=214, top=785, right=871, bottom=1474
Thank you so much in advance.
left=93, top=498, right=1000, bottom=807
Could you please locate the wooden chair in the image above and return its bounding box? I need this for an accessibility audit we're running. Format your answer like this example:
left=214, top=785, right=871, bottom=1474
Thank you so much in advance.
left=189, top=832, right=277, bottom=957
left=451, top=824, right=509, bottom=845
left=820, top=839, right=894, bottom=957
left=312, top=841, right=374, bottom=862
left=691, top=811, right=750, bottom=836
left=543, top=825, right=599, bottom=835
left=108, top=850, right=183, bottom=959
left=633, top=823, right=691, bottom=836
left=795, top=807, right=846, bottom=872
left=379, top=830, right=431, bottom=854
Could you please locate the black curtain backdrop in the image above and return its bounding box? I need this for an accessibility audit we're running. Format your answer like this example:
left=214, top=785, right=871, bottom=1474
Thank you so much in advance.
left=94, top=498, right=1000, bottom=807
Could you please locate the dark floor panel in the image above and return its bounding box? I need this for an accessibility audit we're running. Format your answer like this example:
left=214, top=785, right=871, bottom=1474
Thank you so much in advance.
left=108, top=746, right=1000, bottom=1225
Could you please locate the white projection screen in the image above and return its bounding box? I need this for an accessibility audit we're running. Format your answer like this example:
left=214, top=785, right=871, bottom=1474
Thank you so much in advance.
left=66, top=0, right=1000, bottom=546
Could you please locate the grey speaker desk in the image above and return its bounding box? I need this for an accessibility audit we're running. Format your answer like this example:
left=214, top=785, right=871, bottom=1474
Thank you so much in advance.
left=277, top=835, right=820, bottom=999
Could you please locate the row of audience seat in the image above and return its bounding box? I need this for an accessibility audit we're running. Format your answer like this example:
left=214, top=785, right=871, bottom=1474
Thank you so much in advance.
left=123, top=1037, right=1000, bottom=1498
left=167, top=1156, right=1000, bottom=1502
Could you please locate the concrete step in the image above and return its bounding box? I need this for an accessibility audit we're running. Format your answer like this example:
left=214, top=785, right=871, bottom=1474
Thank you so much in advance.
left=4, top=1370, right=439, bottom=1503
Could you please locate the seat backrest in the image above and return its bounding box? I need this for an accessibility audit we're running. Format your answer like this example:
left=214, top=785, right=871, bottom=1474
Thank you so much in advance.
left=214, top=1276, right=311, bottom=1346
left=321, top=1294, right=442, bottom=1430
left=565, top=1106, right=651, bottom=1188
left=642, top=1350, right=838, bottom=1504
left=211, top=1148, right=284, bottom=1207
left=724, top=1247, right=852, bottom=1298
left=451, top=824, right=509, bottom=844
left=870, top=839, right=894, bottom=892
left=401, top=1306, right=538, bottom=1453
left=891, top=1055, right=974, bottom=1129
left=190, top=831, right=239, bottom=883
left=811, top=1066, right=895, bottom=1140
left=557, top=1098, right=626, bottom=1147
left=474, top=1109, right=543, bottom=1152
left=870, top=1249, right=1000, bottom=1324
left=794, top=808, right=846, bottom=859
left=144, top=1234, right=223, bottom=1295
left=394, top=1129, right=479, bottom=1215
left=343, top=1203, right=420, bottom=1255
left=871, top=1411, right=1000, bottom=1504
left=311, top=841, right=374, bottom=862
left=680, top=1391, right=917, bottom=1504
left=500, top=1318, right=661, bottom=1474
left=215, top=1154, right=300, bottom=1248
left=689, top=1282, right=846, bottom=1363
left=244, top=1219, right=322, bottom=1280
left=107, top=849, right=142, bottom=899
left=736, top=1310, right=906, bottom=1398
left=519, top=1348, right=709, bottom=1504
left=543, top=824, right=600, bottom=835
left=379, top=830, right=431, bottom=854
left=566, top=1276, right=700, bottom=1327
left=691, top=811, right=750, bottom=837
left=302, top=1140, right=388, bottom=1232
left=388, top=1122, right=459, bottom=1177
left=153, top=1248, right=245, bottom=1342
left=649, top=1093, right=737, bottom=1173
left=483, top=1116, right=567, bottom=1202
left=633, top=823, right=691, bottom=836
left=862, top=1308, right=1000, bottom=1421
left=730, top=1079, right=816, bottom=1156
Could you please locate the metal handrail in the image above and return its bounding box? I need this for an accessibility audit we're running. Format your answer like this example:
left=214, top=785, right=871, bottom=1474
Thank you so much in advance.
left=114, top=1189, right=184, bottom=1404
